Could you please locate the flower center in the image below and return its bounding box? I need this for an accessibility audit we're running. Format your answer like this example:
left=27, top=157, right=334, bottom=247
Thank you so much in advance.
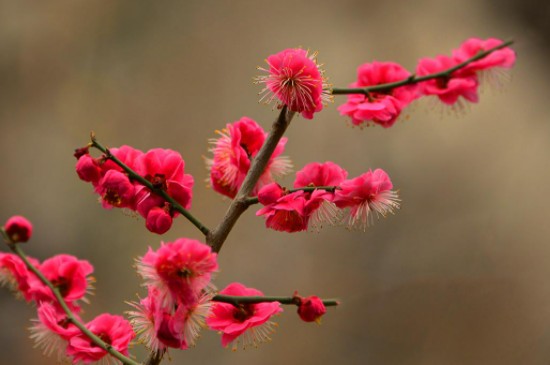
left=51, top=277, right=70, bottom=297
left=146, top=173, right=167, bottom=190
left=233, top=304, right=255, bottom=322
left=103, top=189, right=122, bottom=206
left=57, top=317, right=71, bottom=329
left=177, top=268, right=192, bottom=279
left=98, top=333, right=112, bottom=345
left=91, top=332, right=112, bottom=348
left=436, top=76, right=450, bottom=89
left=240, top=144, right=252, bottom=159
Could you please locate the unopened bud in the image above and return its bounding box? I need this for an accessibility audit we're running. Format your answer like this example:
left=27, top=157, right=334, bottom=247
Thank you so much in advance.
left=145, top=207, right=173, bottom=234
left=4, top=215, right=33, bottom=243
left=296, top=295, right=326, bottom=323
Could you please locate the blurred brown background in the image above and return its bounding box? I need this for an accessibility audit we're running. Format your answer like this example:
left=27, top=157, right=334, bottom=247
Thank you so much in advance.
left=0, top=1, right=548, bottom=364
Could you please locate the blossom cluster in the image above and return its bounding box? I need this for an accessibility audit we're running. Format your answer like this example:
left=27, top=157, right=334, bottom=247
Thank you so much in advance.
left=256, top=162, right=399, bottom=232
left=338, top=38, right=516, bottom=128
left=75, top=146, right=194, bottom=234
left=206, top=120, right=399, bottom=233
left=206, top=38, right=513, bottom=232
left=0, top=252, right=93, bottom=313
left=1, top=216, right=328, bottom=362
left=1, top=36, right=516, bottom=364
left=131, top=238, right=218, bottom=351
left=131, top=239, right=312, bottom=351
left=0, top=217, right=134, bottom=364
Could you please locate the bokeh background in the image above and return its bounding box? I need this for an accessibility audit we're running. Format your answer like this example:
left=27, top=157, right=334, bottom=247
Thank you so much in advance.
left=0, top=1, right=549, bottom=364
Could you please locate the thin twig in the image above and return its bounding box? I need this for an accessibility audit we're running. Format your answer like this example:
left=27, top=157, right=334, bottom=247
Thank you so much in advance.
left=90, top=136, right=210, bottom=236
left=213, top=294, right=339, bottom=307
left=243, top=185, right=339, bottom=206
left=331, top=40, right=514, bottom=96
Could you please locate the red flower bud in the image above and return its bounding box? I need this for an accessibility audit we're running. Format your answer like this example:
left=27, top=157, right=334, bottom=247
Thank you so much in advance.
left=4, top=215, right=33, bottom=243
left=75, top=154, right=101, bottom=184
left=145, top=207, right=173, bottom=234
left=297, top=295, right=326, bottom=323
left=73, top=146, right=90, bottom=160
left=258, top=183, right=285, bottom=206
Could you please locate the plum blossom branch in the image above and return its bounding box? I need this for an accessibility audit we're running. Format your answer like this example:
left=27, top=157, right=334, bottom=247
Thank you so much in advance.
left=213, top=294, right=339, bottom=307
left=90, top=135, right=210, bottom=236
left=0, top=231, right=141, bottom=365
left=243, top=185, right=339, bottom=206
left=331, top=39, right=514, bottom=96
left=206, top=106, right=296, bottom=253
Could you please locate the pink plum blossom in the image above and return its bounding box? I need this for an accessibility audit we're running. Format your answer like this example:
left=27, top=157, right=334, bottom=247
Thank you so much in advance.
left=257, top=182, right=285, bottom=206
left=154, top=305, right=189, bottom=350
left=294, top=161, right=348, bottom=189
left=136, top=238, right=218, bottom=307
left=0, top=252, right=40, bottom=301
left=338, top=61, right=417, bottom=128
left=294, top=162, right=348, bottom=229
left=257, top=162, right=348, bottom=232
left=128, top=286, right=212, bottom=352
left=66, top=313, right=134, bottom=364
left=75, top=145, right=194, bottom=234
left=75, top=154, right=102, bottom=185
left=303, top=189, right=342, bottom=230
left=256, top=48, right=331, bottom=119
left=128, top=286, right=169, bottom=352
left=134, top=148, right=194, bottom=218
left=75, top=145, right=143, bottom=187
left=29, top=302, right=80, bottom=360
left=75, top=145, right=144, bottom=211
left=333, top=169, right=400, bottom=231
left=4, top=215, right=33, bottom=243
left=207, top=283, right=282, bottom=350
left=206, top=117, right=291, bottom=198
left=28, top=254, right=94, bottom=311
left=256, top=189, right=308, bottom=233
left=95, top=170, right=136, bottom=209
left=99, top=145, right=143, bottom=176
left=416, top=55, right=479, bottom=106
left=452, top=37, right=516, bottom=73
left=131, top=289, right=189, bottom=351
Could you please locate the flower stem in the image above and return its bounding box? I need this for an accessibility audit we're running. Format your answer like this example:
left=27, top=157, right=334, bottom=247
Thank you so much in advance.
left=244, top=185, right=339, bottom=206
left=0, top=233, right=141, bottom=365
left=331, top=40, right=514, bottom=96
left=90, top=135, right=210, bottom=236
left=206, top=107, right=296, bottom=253
left=213, top=294, right=339, bottom=307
